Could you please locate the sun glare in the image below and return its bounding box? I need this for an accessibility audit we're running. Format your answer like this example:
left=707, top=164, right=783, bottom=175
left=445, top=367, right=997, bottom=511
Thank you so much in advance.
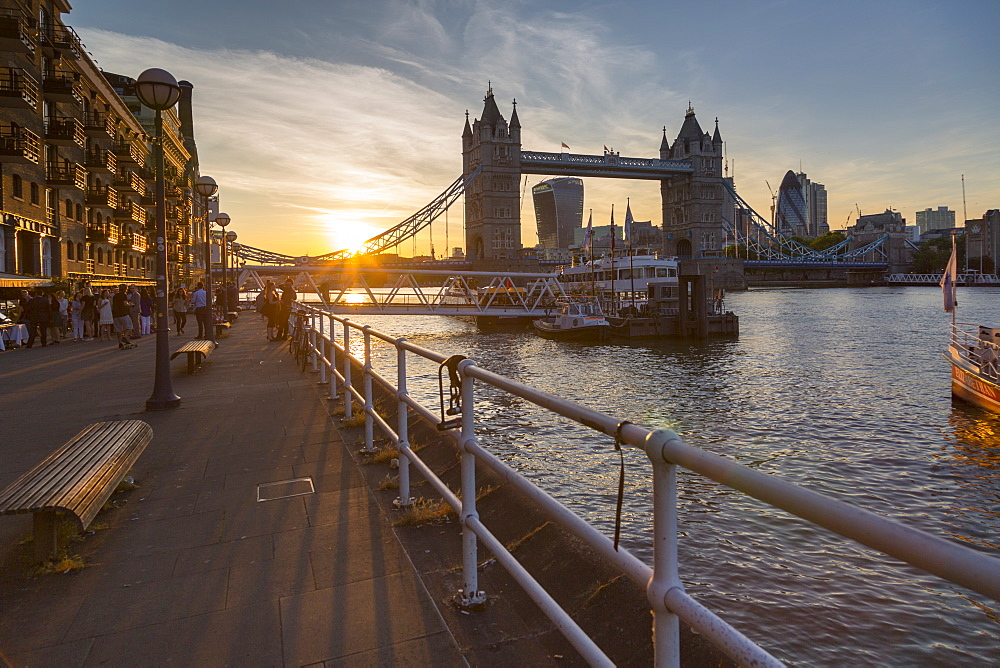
left=320, top=211, right=384, bottom=254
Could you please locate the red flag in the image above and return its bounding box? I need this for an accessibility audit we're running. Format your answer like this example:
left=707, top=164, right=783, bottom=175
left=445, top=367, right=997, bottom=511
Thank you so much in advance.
left=561, top=142, right=570, bottom=150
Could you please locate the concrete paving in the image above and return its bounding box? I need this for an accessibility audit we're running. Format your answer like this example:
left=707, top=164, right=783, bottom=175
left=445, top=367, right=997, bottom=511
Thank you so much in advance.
left=0, top=319, right=464, bottom=666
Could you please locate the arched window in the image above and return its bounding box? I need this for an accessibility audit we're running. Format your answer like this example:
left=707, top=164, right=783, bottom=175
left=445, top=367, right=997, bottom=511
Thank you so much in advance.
left=30, top=182, right=39, bottom=204
left=65, top=198, right=73, bottom=218
left=97, top=247, right=104, bottom=264
left=12, top=174, right=22, bottom=198
left=42, top=238, right=52, bottom=275
left=75, top=203, right=83, bottom=221
left=67, top=239, right=74, bottom=260
left=77, top=242, right=84, bottom=260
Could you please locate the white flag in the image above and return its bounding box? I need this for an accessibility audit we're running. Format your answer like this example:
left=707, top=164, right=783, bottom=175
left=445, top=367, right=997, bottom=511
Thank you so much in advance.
left=940, top=235, right=958, bottom=313
left=582, top=212, right=593, bottom=252
left=624, top=201, right=634, bottom=247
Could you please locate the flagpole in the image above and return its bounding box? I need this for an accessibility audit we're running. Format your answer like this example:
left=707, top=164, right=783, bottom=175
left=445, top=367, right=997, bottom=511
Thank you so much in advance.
left=589, top=211, right=595, bottom=300
left=610, top=204, right=616, bottom=315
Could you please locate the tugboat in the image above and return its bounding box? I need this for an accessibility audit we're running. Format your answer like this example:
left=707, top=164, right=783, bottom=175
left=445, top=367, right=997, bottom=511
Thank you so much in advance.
left=532, top=300, right=610, bottom=342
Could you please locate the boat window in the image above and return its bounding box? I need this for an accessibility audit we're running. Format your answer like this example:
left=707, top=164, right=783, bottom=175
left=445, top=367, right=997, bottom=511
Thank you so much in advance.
left=656, top=268, right=670, bottom=277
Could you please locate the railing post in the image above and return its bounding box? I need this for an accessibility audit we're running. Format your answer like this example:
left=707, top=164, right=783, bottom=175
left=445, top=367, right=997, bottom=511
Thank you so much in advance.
left=309, top=316, right=319, bottom=373
left=361, top=326, right=375, bottom=452
left=457, top=359, right=486, bottom=608
left=342, top=320, right=352, bottom=419
left=317, top=314, right=328, bottom=385
left=394, top=339, right=412, bottom=508
left=327, top=312, right=338, bottom=400
left=645, top=429, right=683, bottom=668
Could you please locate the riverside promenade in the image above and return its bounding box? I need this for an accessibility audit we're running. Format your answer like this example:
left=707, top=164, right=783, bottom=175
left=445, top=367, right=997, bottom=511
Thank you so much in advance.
left=0, top=319, right=467, bottom=666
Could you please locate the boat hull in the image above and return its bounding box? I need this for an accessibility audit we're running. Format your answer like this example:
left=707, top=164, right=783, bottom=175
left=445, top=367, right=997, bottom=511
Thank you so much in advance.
left=532, top=321, right=610, bottom=342
left=950, top=362, right=1000, bottom=413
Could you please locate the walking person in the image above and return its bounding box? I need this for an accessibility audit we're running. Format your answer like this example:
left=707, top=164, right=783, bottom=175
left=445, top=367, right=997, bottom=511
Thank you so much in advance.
left=112, top=283, right=135, bottom=349
left=139, top=287, right=153, bottom=335
left=47, top=292, right=64, bottom=344
left=24, top=290, right=51, bottom=348
left=81, top=287, right=96, bottom=341
left=97, top=290, right=113, bottom=340
left=191, top=281, right=209, bottom=339
left=70, top=291, right=85, bottom=341
left=127, top=285, right=142, bottom=338
left=263, top=280, right=280, bottom=341
left=275, top=279, right=296, bottom=340
left=171, top=287, right=188, bottom=335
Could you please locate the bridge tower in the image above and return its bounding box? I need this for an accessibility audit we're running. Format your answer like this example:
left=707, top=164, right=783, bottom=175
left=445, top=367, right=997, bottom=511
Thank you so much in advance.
left=660, top=106, right=726, bottom=258
left=463, top=86, right=522, bottom=260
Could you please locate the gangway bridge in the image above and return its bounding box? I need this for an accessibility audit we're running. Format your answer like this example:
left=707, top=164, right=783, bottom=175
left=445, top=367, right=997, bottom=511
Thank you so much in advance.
left=238, top=266, right=571, bottom=318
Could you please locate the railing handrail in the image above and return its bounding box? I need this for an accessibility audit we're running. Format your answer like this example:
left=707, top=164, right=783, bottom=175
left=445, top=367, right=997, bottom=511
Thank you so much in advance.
left=291, top=301, right=1000, bottom=665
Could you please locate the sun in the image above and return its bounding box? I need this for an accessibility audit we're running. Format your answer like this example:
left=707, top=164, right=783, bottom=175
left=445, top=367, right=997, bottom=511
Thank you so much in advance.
left=319, top=210, right=385, bottom=254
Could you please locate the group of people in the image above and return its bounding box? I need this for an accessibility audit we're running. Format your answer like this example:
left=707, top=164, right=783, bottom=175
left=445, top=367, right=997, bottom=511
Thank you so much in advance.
left=8, top=280, right=223, bottom=350
left=258, top=278, right=295, bottom=341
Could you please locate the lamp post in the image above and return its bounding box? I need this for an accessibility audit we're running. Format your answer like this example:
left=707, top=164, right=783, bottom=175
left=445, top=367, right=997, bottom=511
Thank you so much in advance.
left=225, top=231, right=237, bottom=313
left=194, top=175, right=218, bottom=344
left=137, top=68, right=181, bottom=411
left=215, top=212, right=231, bottom=314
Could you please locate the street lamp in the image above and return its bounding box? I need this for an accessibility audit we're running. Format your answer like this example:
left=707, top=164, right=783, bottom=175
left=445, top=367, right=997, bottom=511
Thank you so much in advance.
left=215, top=212, right=231, bottom=314
left=194, top=175, right=218, bottom=344
left=225, top=231, right=237, bottom=313
left=136, top=67, right=181, bottom=412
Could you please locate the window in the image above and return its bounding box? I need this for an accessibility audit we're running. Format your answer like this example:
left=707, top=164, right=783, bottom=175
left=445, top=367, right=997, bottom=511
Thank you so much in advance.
left=77, top=242, right=84, bottom=260
left=97, top=247, right=103, bottom=264
left=12, top=174, right=22, bottom=199
left=30, top=182, right=39, bottom=204
left=67, top=240, right=74, bottom=260
left=75, top=203, right=82, bottom=221
left=65, top=198, right=73, bottom=218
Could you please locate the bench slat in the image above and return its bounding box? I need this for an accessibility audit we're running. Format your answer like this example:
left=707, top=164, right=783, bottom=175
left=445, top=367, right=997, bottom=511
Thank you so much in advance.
left=0, top=421, right=153, bottom=530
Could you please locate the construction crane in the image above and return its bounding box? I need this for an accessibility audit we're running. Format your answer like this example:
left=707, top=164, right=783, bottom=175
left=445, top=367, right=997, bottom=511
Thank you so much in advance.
left=765, top=180, right=777, bottom=226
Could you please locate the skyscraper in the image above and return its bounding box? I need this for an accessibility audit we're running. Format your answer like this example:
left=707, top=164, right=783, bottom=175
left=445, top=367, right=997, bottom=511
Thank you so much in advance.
left=915, top=206, right=956, bottom=234
left=532, top=177, right=584, bottom=249
left=776, top=170, right=807, bottom=235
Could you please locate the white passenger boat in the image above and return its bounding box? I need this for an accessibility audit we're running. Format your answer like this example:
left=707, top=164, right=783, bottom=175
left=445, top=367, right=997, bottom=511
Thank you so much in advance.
left=945, top=324, right=1000, bottom=413
left=557, top=253, right=678, bottom=297
left=532, top=301, right=610, bottom=342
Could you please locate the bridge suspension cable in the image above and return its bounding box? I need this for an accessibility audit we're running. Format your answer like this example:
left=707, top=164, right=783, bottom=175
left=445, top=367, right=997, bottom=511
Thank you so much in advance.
left=236, top=168, right=481, bottom=265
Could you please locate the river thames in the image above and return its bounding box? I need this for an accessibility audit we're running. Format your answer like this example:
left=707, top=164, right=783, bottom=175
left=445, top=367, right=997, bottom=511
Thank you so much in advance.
left=322, top=286, right=999, bottom=664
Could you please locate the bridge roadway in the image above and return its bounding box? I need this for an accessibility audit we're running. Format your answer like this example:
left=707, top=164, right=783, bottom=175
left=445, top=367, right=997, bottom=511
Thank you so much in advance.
left=0, top=318, right=600, bottom=665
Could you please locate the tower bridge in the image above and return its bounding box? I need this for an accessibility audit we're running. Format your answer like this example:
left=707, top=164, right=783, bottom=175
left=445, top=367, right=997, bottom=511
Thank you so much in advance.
left=237, top=86, right=893, bottom=272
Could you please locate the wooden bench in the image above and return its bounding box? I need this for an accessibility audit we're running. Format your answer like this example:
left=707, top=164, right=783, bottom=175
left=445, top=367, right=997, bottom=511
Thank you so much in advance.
left=0, top=420, right=153, bottom=562
left=214, top=320, right=231, bottom=337
left=171, top=339, right=216, bottom=373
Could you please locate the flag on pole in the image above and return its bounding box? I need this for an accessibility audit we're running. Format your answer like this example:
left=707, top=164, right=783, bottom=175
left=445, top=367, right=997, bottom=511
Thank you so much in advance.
left=561, top=142, right=571, bottom=151
left=604, top=145, right=609, bottom=153
left=624, top=200, right=634, bottom=247
left=940, top=234, right=958, bottom=313
left=582, top=212, right=593, bottom=252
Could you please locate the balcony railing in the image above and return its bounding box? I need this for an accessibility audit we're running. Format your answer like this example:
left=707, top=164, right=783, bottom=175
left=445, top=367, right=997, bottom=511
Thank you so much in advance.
left=0, top=124, right=40, bottom=164
left=43, top=116, right=85, bottom=148
left=85, top=186, right=118, bottom=209
left=84, top=148, right=116, bottom=173
left=0, top=66, right=39, bottom=109
left=113, top=140, right=146, bottom=165
left=45, top=206, right=55, bottom=224
left=131, top=233, right=147, bottom=252
left=106, top=223, right=121, bottom=245
left=40, top=24, right=81, bottom=58
left=114, top=201, right=145, bottom=224
left=83, top=111, right=117, bottom=139
left=0, top=8, right=36, bottom=56
left=41, top=71, right=82, bottom=105
left=85, top=258, right=94, bottom=273
left=45, top=162, right=86, bottom=190
left=112, top=170, right=145, bottom=194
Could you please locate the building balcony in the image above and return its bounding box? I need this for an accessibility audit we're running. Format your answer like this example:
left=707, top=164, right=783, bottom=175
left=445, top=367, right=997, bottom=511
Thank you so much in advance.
left=114, top=201, right=145, bottom=224
left=0, top=124, right=40, bottom=164
left=39, top=24, right=81, bottom=59
left=85, top=186, right=118, bottom=209
left=131, top=233, right=147, bottom=253
left=0, top=67, right=38, bottom=109
left=84, top=147, right=116, bottom=173
left=41, top=71, right=82, bottom=105
left=113, top=140, right=146, bottom=165
left=85, top=258, right=94, bottom=273
left=45, top=162, right=86, bottom=190
left=106, top=223, right=121, bottom=245
left=44, top=116, right=85, bottom=148
left=0, top=8, right=36, bottom=56
left=165, top=184, right=183, bottom=200
left=83, top=111, right=117, bottom=139
left=46, top=206, right=55, bottom=224
left=112, top=170, right=145, bottom=194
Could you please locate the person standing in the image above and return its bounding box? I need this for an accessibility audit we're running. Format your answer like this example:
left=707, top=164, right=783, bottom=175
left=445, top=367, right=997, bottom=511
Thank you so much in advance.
left=275, top=279, right=296, bottom=340
left=70, top=291, right=85, bottom=341
left=97, top=289, right=113, bottom=340
left=24, top=290, right=51, bottom=348
left=81, top=287, right=96, bottom=341
left=111, top=283, right=134, bottom=348
left=139, top=287, right=153, bottom=335
left=171, top=287, right=188, bottom=335
left=191, top=281, right=209, bottom=339
left=127, top=285, right=142, bottom=338
left=263, top=279, right=280, bottom=341
left=47, top=292, right=63, bottom=344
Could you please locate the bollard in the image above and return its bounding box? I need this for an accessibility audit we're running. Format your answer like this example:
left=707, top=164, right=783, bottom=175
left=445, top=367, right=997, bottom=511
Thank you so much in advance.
left=342, top=320, right=352, bottom=418
left=645, top=429, right=683, bottom=668
left=457, top=359, right=486, bottom=608
left=309, top=317, right=319, bottom=373
left=362, top=326, right=375, bottom=452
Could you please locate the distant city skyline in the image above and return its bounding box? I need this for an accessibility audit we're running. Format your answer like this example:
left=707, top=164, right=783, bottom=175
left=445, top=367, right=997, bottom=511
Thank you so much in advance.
left=69, top=1, right=1000, bottom=256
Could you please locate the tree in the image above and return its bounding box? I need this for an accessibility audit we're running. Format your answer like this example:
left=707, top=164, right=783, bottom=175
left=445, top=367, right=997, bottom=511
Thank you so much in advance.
left=911, top=234, right=966, bottom=273
left=809, top=232, right=847, bottom=252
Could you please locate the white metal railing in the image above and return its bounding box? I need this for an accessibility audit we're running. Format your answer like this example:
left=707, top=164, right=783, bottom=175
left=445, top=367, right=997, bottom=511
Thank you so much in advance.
left=291, top=302, right=1000, bottom=667
left=950, top=322, right=1000, bottom=379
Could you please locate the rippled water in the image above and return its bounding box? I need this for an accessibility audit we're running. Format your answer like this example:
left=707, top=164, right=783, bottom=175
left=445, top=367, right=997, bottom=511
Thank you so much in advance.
left=327, top=287, right=1000, bottom=664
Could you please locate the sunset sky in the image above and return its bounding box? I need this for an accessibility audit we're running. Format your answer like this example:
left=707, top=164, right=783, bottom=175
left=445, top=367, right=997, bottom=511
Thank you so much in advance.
left=70, top=0, right=1000, bottom=257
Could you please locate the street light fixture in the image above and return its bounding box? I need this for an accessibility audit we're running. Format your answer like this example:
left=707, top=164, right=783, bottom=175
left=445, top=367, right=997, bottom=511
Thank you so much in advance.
left=194, top=175, right=218, bottom=345
left=136, top=67, right=181, bottom=412
left=225, top=231, right=237, bottom=313
left=215, top=213, right=231, bottom=314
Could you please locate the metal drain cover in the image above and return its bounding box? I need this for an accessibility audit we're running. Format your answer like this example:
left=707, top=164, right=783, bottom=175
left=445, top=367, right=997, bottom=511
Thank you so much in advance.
left=257, top=477, right=315, bottom=502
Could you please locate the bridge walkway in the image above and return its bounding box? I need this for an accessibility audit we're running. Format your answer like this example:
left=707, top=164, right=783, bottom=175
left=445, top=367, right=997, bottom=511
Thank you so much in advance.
left=0, top=320, right=466, bottom=665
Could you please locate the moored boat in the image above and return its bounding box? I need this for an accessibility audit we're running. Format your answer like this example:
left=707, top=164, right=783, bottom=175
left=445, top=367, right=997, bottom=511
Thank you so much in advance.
left=532, top=300, right=610, bottom=342
left=945, top=324, right=1000, bottom=412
